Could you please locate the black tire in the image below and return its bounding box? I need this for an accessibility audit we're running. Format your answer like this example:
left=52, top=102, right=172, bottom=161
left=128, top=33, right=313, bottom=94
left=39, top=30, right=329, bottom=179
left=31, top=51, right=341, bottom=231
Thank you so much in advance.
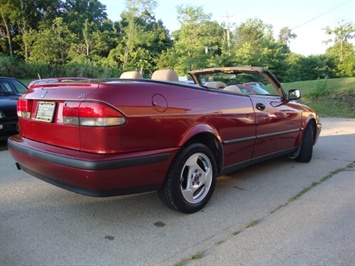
left=296, top=124, right=314, bottom=163
left=158, top=143, right=217, bottom=213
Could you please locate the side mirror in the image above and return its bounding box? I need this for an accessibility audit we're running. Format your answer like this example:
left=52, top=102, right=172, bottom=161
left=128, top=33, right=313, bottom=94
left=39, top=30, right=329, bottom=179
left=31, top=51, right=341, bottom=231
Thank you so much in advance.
left=288, top=89, right=301, bottom=101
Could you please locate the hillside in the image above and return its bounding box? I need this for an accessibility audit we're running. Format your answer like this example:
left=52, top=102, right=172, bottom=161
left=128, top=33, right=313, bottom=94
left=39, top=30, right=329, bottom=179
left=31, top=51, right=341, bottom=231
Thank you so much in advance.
left=282, top=77, right=355, bottom=118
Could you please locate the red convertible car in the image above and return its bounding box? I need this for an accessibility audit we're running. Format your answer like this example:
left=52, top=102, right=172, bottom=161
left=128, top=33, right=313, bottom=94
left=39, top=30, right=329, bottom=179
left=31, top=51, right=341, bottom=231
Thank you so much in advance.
left=8, top=67, right=321, bottom=213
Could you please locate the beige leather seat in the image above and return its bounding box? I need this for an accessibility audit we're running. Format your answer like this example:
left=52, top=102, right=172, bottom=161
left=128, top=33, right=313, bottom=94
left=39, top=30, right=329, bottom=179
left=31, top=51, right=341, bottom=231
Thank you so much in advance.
left=224, top=85, right=242, bottom=93
left=204, top=81, right=227, bottom=89
left=151, top=69, right=179, bottom=82
left=120, top=71, right=143, bottom=79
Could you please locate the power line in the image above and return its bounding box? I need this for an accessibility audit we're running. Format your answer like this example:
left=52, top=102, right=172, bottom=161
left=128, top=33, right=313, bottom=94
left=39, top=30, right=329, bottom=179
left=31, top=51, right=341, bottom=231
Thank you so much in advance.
left=291, top=1, right=347, bottom=30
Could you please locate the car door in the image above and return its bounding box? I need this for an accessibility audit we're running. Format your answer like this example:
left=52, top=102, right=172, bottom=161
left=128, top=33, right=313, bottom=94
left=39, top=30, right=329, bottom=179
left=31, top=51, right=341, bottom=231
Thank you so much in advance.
left=249, top=93, right=302, bottom=158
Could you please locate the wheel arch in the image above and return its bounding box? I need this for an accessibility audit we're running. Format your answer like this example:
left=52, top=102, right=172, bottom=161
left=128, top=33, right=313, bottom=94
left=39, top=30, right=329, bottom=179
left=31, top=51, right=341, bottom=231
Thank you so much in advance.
left=302, top=115, right=317, bottom=145
left=178, top=124, right=224, bottom=175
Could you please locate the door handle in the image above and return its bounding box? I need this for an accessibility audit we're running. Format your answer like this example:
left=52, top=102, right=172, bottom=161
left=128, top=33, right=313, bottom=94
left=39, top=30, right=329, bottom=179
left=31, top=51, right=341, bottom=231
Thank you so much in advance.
left=256, top=103, right=265, bottom=111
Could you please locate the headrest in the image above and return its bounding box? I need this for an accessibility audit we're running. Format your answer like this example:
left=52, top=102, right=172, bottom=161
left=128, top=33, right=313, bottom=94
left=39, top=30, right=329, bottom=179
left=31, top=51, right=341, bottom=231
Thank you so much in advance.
left=205, top=81, right=226, bottom=89
left=224, top=85, right=242, bottom=93
left=120, top=71, right=143, bottom=79
left=151, top=69, right=178, bottom=82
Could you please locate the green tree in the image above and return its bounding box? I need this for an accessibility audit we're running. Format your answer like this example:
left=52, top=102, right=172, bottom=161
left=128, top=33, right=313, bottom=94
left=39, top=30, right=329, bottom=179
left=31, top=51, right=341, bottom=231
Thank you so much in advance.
left=285, top=53, right=305, bottom=81
left=233, top=18, right=290, bottom=80
left=338, top=49, right=355, bottom=77
left=0, top=0, right=62, bottom=61
left=235, top=18, right=273, bottom=48
left=29, top=17, right=74, bottom=65
left=157, top=5, right=224, bottom=74
left=61, top=0, right=116, bottom=65
left=323, top=20, right=355, bottom=77
left=0, top=6, right=13, bottom=57
left=285, top=53, right=337, bottom=81
left=174, top=5, right=213, bottom=72
left=63, top=0, right=107, bottom=37
left=278, top=27, right=297, bottom=45
left=324, top=20, right=355, bottom=63
left=109, top=0, right=170, bottom=74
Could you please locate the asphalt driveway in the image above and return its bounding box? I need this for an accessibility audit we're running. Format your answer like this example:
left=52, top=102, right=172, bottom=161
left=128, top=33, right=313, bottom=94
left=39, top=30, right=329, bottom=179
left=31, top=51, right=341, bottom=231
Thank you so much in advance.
left=1, top=117, right=354, bottom=266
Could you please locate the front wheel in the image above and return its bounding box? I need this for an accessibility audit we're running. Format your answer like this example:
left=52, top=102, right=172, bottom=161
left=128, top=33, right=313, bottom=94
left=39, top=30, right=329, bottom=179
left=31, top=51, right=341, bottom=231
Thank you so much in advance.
left=296, top=124, right=314, bottom=162
left=158, top=143, right=217, bottom=213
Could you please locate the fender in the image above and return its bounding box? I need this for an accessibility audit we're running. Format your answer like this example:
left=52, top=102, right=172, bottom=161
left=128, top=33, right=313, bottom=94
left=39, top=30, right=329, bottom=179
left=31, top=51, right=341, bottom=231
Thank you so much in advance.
left=178, top=123, right=224, bottom=173
left=297, top=114, right=320, bottom=147
left=179, top=123, right=222, bottom=147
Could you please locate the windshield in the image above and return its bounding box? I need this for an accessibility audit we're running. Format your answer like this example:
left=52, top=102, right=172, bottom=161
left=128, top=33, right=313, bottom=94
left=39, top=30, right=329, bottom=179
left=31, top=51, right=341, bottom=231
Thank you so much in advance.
left=196, top=71, right=279, bottom=95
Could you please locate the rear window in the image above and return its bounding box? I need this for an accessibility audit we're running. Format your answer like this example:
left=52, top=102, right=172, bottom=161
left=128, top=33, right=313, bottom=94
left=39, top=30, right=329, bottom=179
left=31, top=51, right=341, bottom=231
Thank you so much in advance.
left=0, top=79, right=28, bottom=94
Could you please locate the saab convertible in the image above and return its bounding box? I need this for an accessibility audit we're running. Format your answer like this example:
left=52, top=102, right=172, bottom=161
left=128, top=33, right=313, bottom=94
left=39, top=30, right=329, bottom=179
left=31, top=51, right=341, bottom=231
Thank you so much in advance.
left=8, top=67, right=321, bottom=213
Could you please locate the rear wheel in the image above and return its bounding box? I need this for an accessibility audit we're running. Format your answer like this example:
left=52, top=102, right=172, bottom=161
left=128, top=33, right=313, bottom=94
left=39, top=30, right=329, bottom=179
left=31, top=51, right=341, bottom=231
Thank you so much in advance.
left=296, top=124, right=314, bottom=162
left=158, top=143, right=217, bottom=213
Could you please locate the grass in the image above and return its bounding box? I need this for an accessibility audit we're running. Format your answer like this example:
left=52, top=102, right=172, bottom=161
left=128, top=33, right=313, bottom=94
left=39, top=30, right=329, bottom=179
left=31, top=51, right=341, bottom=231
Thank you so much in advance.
left=21, top=79, right=34, bottom=87
left=245, top=219, right=261, bottom=229
left=270, top=162, right=354, bottom=214
left=232, top=230, right=242, bottom=236
left=174, top=251, right=205, bottom=266
left=189, top=252, right=204, bottom=260
left=282, top=77, right=355, bottom=118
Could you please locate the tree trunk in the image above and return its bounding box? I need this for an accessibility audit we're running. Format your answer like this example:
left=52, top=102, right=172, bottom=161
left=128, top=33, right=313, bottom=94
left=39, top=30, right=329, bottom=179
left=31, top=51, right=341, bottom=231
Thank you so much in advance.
left=0, top=8, right=13, bottom=58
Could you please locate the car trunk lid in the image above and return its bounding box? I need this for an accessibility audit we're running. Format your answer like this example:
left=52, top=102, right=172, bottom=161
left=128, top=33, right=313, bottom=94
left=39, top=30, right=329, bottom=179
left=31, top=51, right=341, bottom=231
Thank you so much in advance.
left=17, top=82, right=103, bottom=151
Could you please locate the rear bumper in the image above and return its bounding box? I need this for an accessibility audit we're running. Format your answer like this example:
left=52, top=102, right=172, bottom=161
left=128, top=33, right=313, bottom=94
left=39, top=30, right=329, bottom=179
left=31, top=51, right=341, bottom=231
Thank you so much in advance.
left=8, top=135, right=177, bottom=197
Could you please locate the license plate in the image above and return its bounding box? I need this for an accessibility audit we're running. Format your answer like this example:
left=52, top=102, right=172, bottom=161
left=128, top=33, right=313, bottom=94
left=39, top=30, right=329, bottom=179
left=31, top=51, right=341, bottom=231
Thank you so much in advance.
left=35, top=102, right=56, bottom=122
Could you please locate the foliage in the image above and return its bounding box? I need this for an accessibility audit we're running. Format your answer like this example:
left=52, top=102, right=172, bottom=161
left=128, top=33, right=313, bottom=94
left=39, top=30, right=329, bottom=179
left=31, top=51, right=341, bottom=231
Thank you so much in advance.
left=159, top=6, right=225, bottom=75
left=324, top=20, right=355, bottom=77
left=324, top=20, right=354, bottom=63
left=27, top=17, right=74, bottom=65
left=308, top=79, right=331, bottom=97
left=278, top=27, right=297, bottom=45
left=0, top=1, right=354, bottom=80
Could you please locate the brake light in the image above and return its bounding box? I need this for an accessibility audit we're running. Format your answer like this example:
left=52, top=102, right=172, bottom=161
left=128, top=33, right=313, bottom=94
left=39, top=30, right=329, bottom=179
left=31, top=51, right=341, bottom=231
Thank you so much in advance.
left=63, top=102, right=126, bottom=126
left=17, top=99, right=33, bottom=119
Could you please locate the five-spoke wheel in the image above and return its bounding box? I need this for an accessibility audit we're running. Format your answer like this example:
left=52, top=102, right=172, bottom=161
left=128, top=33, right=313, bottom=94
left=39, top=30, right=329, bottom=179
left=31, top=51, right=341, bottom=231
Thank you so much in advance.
left=158, top=143, right=217, bottom=213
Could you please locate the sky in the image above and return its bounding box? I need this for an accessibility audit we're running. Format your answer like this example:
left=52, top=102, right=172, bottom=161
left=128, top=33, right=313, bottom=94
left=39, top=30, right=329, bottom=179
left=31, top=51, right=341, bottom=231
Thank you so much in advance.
left=99, top=0, right=355, bottom=56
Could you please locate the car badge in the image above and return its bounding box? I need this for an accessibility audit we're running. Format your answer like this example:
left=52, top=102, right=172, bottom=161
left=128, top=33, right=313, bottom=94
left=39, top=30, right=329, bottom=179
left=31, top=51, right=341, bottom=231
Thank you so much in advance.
left=41, top=91, right=48, bottom=98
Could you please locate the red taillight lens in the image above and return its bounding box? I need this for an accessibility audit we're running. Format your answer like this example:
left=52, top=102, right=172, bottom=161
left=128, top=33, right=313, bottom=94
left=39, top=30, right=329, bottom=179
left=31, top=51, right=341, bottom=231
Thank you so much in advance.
left=63, top=101, right=126, bottom=126
left=17, top=99, right=32, bottom=119
left=63, top=102, right=80, bottom=125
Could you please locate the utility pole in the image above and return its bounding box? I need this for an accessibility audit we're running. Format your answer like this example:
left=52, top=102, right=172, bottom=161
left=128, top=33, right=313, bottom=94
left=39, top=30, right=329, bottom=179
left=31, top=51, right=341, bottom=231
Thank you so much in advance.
left=222, top=11, right=234, bottom=47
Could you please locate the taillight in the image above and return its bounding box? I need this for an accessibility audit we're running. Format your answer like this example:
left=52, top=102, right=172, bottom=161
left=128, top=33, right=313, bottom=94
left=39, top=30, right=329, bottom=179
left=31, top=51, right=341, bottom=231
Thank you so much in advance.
left=17, top=99, right=32, bottom=119
left=63, top=101, right=126, bottom=126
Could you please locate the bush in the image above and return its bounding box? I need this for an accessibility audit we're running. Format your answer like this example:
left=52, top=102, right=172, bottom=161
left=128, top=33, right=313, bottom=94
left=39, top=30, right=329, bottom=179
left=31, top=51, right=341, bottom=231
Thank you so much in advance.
left=0, top=55, right=27, bottom=78
left=308, top=79, right=331, bottom=98
left=0, top=54, right=120, bottom=79
left=64, top=63, right=118, bottom=78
